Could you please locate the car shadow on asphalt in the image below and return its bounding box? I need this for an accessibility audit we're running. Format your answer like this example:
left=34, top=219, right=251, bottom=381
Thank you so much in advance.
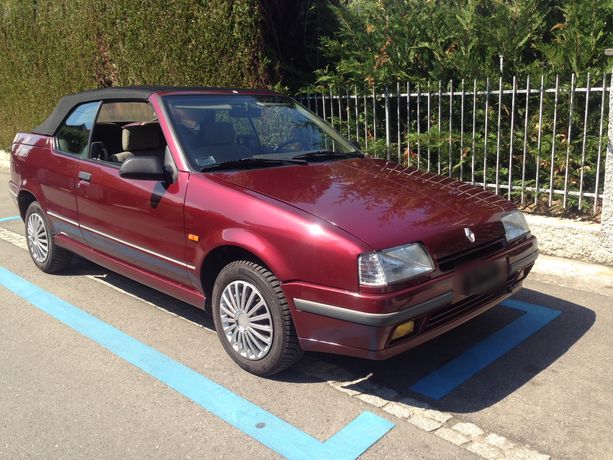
left=306, top=288, right=595, bottom=413
left=65, top=256, right=216, bottom=331
left=63, top=257, right=595, bottom=412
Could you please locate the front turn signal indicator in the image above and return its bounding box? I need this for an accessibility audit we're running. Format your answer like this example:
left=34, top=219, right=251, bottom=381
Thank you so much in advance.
left=187, top=233, right=200, bottom=242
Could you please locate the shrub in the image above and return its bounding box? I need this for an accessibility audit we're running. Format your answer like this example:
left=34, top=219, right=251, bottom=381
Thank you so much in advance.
left=0, top=0, right=272, bottom=148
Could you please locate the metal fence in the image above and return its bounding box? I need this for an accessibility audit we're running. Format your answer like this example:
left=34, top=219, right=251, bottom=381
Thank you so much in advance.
left=296, top=73, right=611, bottom=217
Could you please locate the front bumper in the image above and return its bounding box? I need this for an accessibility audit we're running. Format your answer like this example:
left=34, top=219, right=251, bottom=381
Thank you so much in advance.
left=283, top=236, right=538, bottom=359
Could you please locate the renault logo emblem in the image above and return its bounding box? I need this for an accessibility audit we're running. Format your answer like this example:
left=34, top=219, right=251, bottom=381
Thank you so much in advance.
left=464, top=227, right=476, bottom=243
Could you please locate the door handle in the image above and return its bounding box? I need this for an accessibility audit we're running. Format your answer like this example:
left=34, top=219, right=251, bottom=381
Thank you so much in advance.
left=78, top=171, right=92, bottom=182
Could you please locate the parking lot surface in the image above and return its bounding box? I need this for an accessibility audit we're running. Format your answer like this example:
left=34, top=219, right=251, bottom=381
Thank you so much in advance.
left=1, top=170, right=612, bottom=459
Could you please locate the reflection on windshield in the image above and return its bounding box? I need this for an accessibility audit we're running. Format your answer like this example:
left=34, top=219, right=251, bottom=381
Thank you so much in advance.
left=163, top=94, right=357, bottom=170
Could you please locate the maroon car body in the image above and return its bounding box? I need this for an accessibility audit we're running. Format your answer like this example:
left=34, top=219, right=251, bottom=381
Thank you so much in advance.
left=8, top=87, right=538, bottom=373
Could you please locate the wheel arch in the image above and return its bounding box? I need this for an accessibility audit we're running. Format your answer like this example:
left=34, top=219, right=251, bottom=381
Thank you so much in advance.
left=200, top=244, right=272, bottom=309
left=17, top=189, right=38, bottom=220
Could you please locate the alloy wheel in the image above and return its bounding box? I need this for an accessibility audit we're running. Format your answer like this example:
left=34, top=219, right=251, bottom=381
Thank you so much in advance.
left=27, top=212, right=49, bottom=263
left=219, top=280, right=274, bottom=360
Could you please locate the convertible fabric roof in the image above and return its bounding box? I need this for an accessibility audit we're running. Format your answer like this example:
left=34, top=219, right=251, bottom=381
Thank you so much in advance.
left=33, top=86, right=275, bottom=135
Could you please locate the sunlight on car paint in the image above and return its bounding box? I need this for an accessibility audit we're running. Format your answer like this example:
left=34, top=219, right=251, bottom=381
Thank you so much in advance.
left=307, top=223, right=325, bottom=236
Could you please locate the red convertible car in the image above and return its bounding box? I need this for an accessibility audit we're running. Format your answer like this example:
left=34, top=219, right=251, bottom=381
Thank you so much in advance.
left=8, top=86, right=538, bottom=375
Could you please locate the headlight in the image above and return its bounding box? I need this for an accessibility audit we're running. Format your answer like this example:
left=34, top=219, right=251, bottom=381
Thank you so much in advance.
left=501, top=210, right=530, bottom=242
left=359, top=244, right=434, bottom=287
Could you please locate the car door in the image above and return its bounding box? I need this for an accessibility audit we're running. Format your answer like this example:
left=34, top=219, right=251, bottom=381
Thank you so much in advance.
left=43, top=101, right=101, bottom=245
left=74, top=102, right=192, bottom=287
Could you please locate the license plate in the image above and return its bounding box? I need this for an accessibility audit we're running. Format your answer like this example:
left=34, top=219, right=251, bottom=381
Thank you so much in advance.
left=462, top=261, right=506, bottom=296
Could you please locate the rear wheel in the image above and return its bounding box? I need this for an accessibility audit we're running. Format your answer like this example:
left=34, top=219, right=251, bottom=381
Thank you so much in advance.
left=212, top=260, right=303, bottom=376
left=25, top=202, right=72, bottom=273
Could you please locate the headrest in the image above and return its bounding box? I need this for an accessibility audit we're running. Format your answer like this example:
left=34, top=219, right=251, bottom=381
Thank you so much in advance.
left=202, top=122, right=236, bottom=145
left=122, top=122, right=163, bottom=151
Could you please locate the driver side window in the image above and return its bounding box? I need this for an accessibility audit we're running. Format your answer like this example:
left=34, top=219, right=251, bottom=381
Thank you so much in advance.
left=55, top=101, right=100, bottom=156
left=88, top=101, right=162, bottom=165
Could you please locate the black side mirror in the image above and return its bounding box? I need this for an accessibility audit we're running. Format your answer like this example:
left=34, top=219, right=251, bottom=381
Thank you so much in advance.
left=119, top=156, right=168, bottom=181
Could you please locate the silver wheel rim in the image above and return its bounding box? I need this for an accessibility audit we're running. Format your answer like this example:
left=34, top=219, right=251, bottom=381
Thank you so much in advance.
left=220, top=280, right=273, bottom=360
left=27, top=212, right=49, bottom=264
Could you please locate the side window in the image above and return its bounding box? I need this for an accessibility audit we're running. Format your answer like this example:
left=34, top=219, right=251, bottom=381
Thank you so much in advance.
left=55, top=101, right=100, bottom=156
left=90, top=101, right=161, bottom=164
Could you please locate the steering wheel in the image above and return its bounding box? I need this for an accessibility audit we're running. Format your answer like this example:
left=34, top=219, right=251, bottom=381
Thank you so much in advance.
left=272, top=138, right=308, bottom=153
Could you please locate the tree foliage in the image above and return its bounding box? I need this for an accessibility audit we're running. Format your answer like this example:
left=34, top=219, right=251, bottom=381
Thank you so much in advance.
left=303, top=0, right=612, bottom=216
left=312, top=0, right=612, bottom=88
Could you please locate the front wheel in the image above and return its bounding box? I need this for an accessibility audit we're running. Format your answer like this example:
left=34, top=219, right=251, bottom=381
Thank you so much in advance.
left=25, top=202, right=72, bottom=273
left=211, top=260, right=303, bottom=376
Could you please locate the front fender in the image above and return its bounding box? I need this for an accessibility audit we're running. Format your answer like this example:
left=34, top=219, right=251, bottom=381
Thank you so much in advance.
left=184, top=173, right=369, bottom=294
left=187, top=227, right=293, bottom=292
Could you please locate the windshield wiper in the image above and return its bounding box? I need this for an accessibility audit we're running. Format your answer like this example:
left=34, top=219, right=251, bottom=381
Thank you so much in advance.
left=200, top=157, right=307, bottom=172
left=290, top=150, right=364, bottom=161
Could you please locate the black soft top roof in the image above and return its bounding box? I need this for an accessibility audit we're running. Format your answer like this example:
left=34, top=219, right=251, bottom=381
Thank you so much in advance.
left=33, top=85, right=277, bottom=135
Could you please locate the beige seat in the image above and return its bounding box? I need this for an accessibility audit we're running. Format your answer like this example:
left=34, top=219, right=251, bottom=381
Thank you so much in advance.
left=111, top=122, right=165, bottom=163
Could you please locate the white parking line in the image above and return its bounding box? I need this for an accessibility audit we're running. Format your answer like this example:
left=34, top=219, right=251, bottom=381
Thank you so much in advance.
left=86, top=272, right=213, bottom=332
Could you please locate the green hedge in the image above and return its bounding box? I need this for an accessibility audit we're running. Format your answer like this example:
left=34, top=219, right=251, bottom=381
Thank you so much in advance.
left=0, top=0, right=272, bottom=148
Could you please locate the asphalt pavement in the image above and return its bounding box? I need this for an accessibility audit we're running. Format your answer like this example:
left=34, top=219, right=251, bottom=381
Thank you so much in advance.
left=1, top=169, right=611, bottom=459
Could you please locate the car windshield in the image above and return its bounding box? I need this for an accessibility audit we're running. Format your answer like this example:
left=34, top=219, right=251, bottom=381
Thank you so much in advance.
left=162, top=94, right=358, bottom=170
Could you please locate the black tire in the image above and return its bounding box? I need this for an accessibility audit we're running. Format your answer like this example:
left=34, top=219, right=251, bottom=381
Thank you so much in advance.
left=25, top=201, right=72, bottom=273
left=211, top=260, right=303, bottom=376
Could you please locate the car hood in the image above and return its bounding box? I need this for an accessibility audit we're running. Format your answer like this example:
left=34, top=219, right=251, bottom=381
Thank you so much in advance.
left=212, top=158, right=514, bottom=259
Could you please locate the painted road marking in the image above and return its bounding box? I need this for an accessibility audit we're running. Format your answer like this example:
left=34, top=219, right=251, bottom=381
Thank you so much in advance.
left=0, top=215, right=20, bottom=222
left=410, top=299, right=561, bottom=400
left=0, top=267, right=394, bottom=460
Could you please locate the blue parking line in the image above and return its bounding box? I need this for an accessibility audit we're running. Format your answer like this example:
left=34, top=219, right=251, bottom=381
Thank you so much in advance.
left=0, top=267, right=394, bottom=459
left=410, top=299, right=561, bottom=400
left=0, top=215, right=20, bottom=222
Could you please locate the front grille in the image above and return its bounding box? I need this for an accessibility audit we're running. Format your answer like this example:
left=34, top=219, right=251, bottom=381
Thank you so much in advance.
left=421, top=293, right=499, bottom=333
left=437, top=238, right=506, bottom=272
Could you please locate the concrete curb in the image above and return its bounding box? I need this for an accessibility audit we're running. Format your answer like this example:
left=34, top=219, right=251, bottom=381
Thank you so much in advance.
left=525, top=214, right=613, bottom=267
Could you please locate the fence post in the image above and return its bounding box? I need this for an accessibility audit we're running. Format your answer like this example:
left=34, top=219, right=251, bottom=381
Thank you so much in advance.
left=602, top=72, right=613, bottom=238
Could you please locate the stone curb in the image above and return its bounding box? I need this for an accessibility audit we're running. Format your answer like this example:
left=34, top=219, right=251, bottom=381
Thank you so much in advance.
left=525, top=214, right=613, bottom=267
